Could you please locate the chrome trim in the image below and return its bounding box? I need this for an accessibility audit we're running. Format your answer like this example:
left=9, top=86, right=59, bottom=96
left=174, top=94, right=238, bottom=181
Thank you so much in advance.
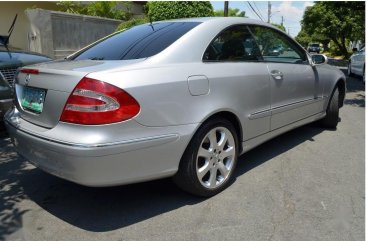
left=0, top=98, right=13, bottom=103
left=249, top=96, right=326, bottom=120
left=271, top=97, right=325, bottom=115
left=248, top=108, right=271, bottom=119
left=5, top=118, right=179, bottom=148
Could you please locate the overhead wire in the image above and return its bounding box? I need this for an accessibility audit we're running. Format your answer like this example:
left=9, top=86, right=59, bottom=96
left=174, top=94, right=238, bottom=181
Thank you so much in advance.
left=252, top=1, right=265, bottom=21
left=247, top=1, right=264, bottom=21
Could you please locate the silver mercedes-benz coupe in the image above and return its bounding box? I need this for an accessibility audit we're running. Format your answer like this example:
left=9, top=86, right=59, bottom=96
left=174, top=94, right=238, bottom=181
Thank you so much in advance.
left=5, top=18, right=346, bottom=197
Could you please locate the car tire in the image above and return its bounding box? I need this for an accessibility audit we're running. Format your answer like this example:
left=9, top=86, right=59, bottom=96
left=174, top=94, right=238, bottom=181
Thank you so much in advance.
left=173, top=117, right=238, bottom=197
left=320, top=87, right=339, bottom=129
left=347, top=62, right=354, bottom=77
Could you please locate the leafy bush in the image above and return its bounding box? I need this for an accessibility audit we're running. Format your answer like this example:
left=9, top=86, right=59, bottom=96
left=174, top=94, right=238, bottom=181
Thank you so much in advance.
left=56, top=1, right=132, bottom=20
left=116, top=18, right=148, bottom=31
left=146, top=1, right=214, bottom=21
left=214, top=8, right=245, bottom=17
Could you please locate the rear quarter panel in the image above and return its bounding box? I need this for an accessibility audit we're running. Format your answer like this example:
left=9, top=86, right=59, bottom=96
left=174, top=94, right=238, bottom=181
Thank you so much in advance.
left=89, top=61, right=271, bottom=141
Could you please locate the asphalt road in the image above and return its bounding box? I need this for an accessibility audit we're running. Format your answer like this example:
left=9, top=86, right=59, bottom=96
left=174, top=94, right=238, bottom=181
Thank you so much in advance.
left=0, top=75, right=364, bottom=241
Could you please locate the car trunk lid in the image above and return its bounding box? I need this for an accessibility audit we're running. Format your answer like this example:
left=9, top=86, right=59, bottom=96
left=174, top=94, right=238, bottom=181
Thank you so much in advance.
left=14, top=59, right=143, bottom=128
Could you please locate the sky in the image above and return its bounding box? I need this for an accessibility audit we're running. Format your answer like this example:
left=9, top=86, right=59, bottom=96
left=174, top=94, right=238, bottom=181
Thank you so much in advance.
left=210, top=1, right=314, bottom=37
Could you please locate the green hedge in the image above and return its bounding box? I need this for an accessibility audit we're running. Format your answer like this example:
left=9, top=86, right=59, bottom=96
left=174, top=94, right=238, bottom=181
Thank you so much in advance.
left=116, top=18, right=148, bottom=31
left=146, top=1, right=214, bottom=21
left=115, top=1, right=214, bottom=32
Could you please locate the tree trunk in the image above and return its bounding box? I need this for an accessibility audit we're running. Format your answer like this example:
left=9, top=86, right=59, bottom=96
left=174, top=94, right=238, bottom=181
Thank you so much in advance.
left=340, top=37, right=350, bottom=58
left=320, top=40, right=330, bottom=52
left=332, top=38, right=346, bottom=57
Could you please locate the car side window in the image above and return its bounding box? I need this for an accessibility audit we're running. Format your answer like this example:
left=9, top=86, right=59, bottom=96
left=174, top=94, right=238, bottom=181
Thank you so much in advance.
left=203, top=25, right=263, bottom=62
left=248, top=25, right=308, bottom=64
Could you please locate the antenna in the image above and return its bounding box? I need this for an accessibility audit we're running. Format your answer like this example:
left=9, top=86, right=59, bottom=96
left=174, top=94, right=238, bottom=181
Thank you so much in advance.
left=149, top=15, right=155, bottom=31
left=8, top=14, right=18, bottom=35
left=0, top=14, right=18, bottom=46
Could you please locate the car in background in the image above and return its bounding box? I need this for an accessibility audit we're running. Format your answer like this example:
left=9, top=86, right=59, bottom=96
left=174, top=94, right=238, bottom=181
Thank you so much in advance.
left=5, top=18, right=346, bottom=197
left=307, top=43, right=321, bottom=53
left=348, top=47, right=365, bottom=82
left=0, top=14, right=52, bottom=131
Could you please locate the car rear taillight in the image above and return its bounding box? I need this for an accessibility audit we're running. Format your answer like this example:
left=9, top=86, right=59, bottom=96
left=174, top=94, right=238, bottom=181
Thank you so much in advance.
left=20, top=68, right=39, bottom=74
left=60, top=77, right=140, bottom=125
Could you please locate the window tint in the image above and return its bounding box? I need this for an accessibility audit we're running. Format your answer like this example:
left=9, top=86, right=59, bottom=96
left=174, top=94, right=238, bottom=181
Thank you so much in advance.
left=203, top=25, right=262, bottom=62
left=249, top=26, right=308, bottom=64
left=72, top=22, right=201, bottom=60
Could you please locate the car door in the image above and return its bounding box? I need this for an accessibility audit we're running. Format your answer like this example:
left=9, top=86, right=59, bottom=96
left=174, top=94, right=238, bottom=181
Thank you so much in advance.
left=353, top=48, right=365, bottom=75
left=249, top=25, right=323, bottom=130
left=202, top=25, right=271, bottom=140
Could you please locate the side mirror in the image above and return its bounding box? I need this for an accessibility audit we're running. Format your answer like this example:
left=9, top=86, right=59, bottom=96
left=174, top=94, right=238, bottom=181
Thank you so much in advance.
left=311, top=54, right=328, bottom=66
left=352, top=48, right=358, bottom=52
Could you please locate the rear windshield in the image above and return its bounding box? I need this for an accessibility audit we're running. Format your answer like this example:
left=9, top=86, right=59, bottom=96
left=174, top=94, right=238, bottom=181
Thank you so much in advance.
left=310, top=44, right=320, bottom=47
left=71, top=22, right=201, bottom=61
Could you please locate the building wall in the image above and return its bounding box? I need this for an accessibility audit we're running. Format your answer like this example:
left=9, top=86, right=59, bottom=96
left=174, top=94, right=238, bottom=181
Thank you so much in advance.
left=26, top=9, right=123, bottom=59
left=0, top=2, right=59, bottom=51
left=0, top=1, right=145, bottom=53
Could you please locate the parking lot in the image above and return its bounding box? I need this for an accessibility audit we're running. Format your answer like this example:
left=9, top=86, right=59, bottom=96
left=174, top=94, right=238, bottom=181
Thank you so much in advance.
left=0, top=75, right=364, bottom=241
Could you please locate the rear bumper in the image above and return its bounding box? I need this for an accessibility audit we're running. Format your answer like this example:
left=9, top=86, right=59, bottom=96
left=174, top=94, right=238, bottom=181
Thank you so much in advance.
left=5, top=109, right=197, bottom=187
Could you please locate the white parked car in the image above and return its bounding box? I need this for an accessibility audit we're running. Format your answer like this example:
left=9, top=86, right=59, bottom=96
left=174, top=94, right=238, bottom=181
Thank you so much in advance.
left=348, top=47, right=365, bottom=82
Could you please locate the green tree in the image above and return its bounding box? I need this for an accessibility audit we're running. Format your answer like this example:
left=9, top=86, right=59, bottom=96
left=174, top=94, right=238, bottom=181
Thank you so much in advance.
left=214, top=8, right=245, bottom=17
left=116, top=2, right=214, bottom=33
left=271, top=23, right=286, bottom=32
left=116, top=18, right=148, bottom=32
left=56, top=1, right=132, bottom=20
left=295, top=29, right=312, bottom=47
left=146, top=1, right=214, bottom=21
left=300, top=1, right=365, bottom=58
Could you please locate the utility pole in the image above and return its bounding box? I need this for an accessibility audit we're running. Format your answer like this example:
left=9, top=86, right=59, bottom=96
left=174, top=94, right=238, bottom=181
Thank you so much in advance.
left=224, top=1, right=229, bottom=17
left=281, top=16, right=284, bottom=26
left=287, top=27, right=290, bottom=35
left=267, top=1, right=271, bottom=23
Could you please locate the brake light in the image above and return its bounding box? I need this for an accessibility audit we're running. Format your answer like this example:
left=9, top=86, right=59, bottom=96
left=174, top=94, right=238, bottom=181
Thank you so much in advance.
left=20, top=68, right=39, bottom=74
left=60, top=77, right=140, bottom=125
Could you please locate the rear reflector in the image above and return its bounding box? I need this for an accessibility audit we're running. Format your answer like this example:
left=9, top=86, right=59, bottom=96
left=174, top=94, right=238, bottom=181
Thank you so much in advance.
left=20, top=68, right=39, bottom=74
left=60, top=77, right=140, bottom=125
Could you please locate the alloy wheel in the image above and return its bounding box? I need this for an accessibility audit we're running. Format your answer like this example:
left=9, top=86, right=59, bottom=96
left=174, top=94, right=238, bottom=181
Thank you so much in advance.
left=196, top=127, right=236, bottom=189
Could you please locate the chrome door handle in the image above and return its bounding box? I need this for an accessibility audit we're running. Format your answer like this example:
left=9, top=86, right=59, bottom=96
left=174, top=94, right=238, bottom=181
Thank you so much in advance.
left=270, top=70, right=283, bottom=80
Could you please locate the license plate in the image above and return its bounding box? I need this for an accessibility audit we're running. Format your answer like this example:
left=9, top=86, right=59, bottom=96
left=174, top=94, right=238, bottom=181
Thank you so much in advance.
left=20, top=87, right=46, bottom=113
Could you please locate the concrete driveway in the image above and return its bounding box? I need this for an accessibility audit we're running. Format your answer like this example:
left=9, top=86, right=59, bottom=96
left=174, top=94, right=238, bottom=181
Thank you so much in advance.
left=0, top=76, right=364, bottom=241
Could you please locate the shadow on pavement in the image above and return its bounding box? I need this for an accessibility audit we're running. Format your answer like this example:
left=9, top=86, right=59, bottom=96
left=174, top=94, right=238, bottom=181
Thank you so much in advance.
left=346, top=76, right=365, bottom=93
left=0, top=123, right=326, bottom=237
left=0, top=138, right=29, bottom=241
left=0, top=135, right=205, bottom=236
left=235, top=124, right=325, bottom=179
left=344, top=76, right=365, bottom=108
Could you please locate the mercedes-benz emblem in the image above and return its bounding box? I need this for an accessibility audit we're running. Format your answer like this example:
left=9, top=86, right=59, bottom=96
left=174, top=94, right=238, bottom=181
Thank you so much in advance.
left=25, top=74, right=31, bottom=86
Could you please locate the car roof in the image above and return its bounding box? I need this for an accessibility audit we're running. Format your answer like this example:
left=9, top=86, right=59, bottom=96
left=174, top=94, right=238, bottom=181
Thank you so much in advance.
left=155, top=17, right=278, bottom=29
